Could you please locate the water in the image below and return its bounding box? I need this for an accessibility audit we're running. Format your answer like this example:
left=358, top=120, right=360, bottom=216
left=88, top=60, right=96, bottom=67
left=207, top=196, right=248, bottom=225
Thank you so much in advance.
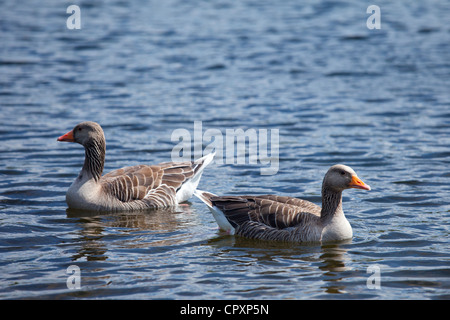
left=0, top=0, right=449, bottom=300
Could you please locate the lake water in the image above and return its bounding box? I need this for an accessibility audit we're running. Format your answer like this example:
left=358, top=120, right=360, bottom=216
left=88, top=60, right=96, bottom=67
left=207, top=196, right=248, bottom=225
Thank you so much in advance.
left=0, top=0, right=449, bottom=300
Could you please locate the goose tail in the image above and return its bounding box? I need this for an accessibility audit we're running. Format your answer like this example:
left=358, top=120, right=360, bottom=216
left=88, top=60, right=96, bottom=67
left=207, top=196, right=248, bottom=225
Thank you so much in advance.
left=176, top=152, right=215, bottom=203
left=194, top=189, right=235, bottom=234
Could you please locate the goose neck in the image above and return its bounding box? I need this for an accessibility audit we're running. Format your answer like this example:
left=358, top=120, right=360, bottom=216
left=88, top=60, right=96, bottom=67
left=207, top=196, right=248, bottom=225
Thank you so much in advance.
left=82, top=140, right=105, bottom=182
left=320, top=186, right=343, bottom=221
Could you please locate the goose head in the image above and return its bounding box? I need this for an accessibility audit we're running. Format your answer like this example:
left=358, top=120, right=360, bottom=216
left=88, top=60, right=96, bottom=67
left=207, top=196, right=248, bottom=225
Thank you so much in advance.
left=57, top=121, right=105, bottom=147
left=323, top=164, right=371, bottom=193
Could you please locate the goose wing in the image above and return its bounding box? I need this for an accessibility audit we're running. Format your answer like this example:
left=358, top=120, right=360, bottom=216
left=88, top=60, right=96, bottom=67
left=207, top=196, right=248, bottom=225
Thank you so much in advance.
left=100, top=162, right=197, bottom=203
left=210, top=195, right=321, bottom=230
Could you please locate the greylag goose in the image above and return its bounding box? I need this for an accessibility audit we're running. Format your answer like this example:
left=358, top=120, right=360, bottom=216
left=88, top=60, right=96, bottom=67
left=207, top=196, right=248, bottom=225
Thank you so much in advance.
left=57, top=121, right=214, bottom=211
left=195, top=164, right=370, bottom=242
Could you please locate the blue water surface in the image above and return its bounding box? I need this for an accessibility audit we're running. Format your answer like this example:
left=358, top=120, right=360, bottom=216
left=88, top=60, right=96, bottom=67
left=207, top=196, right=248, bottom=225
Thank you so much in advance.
left=0, top=0, right=449, bottom=299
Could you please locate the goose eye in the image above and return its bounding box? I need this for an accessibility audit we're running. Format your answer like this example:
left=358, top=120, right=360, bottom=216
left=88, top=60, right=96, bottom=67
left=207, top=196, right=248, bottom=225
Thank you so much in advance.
left=340, top=171, right=346, bottom=176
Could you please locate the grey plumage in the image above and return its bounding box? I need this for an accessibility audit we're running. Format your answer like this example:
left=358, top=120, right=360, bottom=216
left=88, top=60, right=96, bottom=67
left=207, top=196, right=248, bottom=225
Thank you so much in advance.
left=195, top=164, right=371, bottom=243
left=202, top=194, right=323, bottom=242
left=58, top=121, right=214, bottom=211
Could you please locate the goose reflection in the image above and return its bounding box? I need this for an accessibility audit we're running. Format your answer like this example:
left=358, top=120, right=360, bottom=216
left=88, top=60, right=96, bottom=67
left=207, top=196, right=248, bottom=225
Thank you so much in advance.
left=319, top=240, right=352, bottom=294
left=66, top=204, right=194, bottom=262
left=204, top=235, right=352, bottom=297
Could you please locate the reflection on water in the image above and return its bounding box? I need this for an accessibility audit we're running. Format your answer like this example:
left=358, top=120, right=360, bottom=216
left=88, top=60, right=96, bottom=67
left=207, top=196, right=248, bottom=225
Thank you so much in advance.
left=67, top=206, right=192, bottom=231
left=204, top=235, right=355, bottom=297
left=67, top=206, right=194, bottom=262
left=319, top=242, right=353, bottom=295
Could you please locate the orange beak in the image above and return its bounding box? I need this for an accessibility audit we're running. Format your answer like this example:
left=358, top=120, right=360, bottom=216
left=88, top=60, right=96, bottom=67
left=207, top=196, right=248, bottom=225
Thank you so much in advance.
left=57, top=130, right=75, bottom=142
left=349, top=175, right=371, bottom=191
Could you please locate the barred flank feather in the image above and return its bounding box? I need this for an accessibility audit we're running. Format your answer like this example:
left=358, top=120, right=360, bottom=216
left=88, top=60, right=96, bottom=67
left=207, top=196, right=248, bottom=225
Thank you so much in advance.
left=206, top=194, right=322, bottom=242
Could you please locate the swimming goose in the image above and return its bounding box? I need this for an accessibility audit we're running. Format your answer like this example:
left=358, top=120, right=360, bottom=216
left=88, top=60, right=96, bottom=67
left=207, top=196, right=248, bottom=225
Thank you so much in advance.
left=195, top=165, right=370, bottom=242
left=57, top=121, right=214, bottom=211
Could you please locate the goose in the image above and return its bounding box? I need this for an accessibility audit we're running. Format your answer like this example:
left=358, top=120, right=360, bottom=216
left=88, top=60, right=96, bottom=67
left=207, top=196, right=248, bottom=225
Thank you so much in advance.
left=57, top=121, right=214, bottom=211
left=195, top=164, right=370, bottom=243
